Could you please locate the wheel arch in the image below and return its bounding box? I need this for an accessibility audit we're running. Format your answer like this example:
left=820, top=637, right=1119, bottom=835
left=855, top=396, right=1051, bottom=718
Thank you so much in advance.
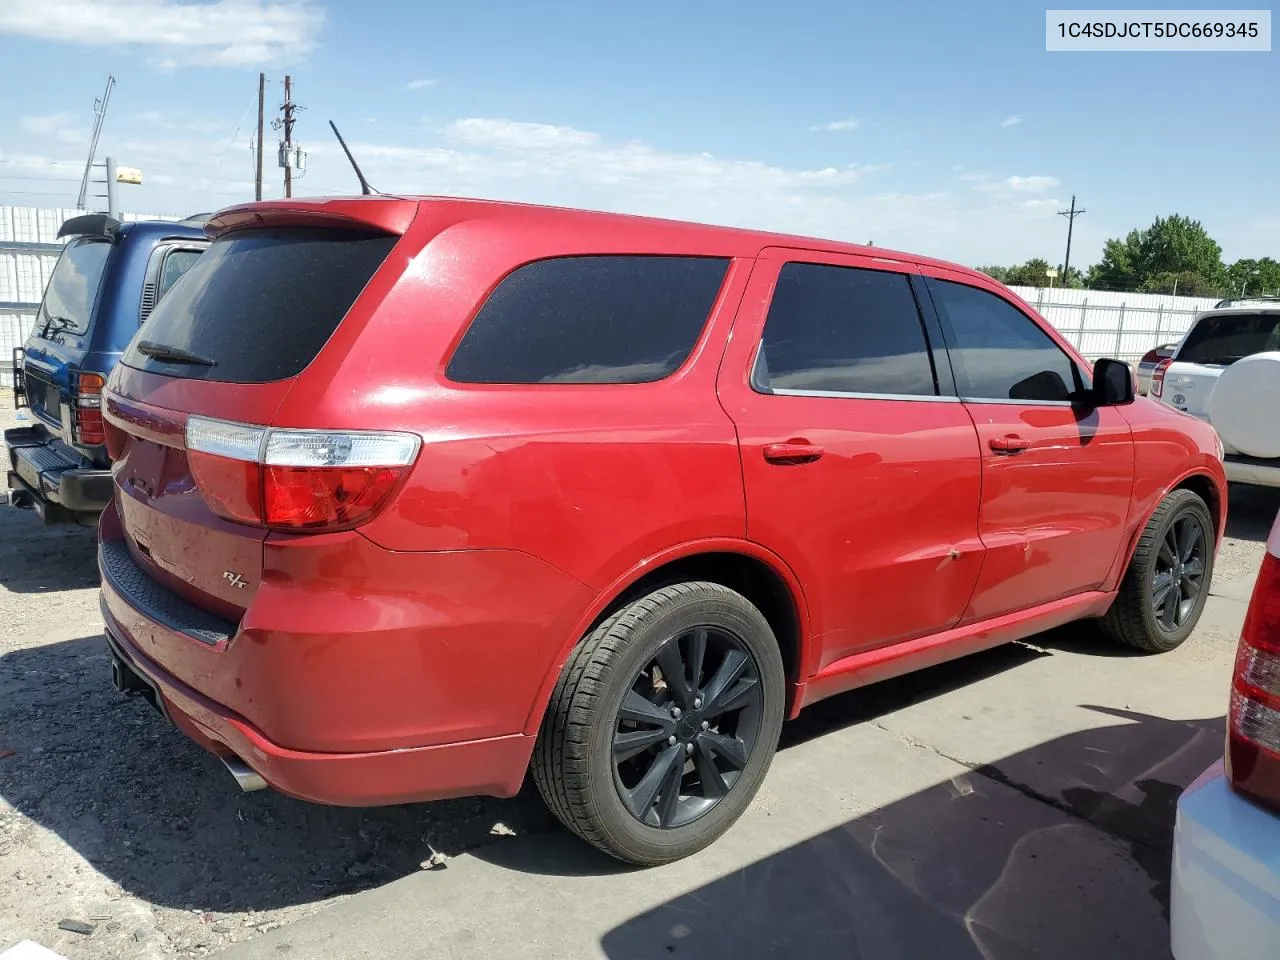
left=523, top=539, right=812, bottom=736
left=1109, top=465, right=1226, bottom=591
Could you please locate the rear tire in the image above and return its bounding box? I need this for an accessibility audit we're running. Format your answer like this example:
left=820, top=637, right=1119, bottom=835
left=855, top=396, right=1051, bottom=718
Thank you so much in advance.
left=1102, top=489, right=1215, bottom=653
left=532, top=582, right=785, bottom=866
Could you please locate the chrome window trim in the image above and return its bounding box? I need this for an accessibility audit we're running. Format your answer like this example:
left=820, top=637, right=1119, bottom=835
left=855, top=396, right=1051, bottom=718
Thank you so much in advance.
left=768, top=387, right=959, bottom=403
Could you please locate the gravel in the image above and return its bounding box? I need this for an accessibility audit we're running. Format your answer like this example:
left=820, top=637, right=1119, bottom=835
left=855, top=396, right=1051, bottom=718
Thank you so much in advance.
left=1, top=386, right=1276, bottom=957
left=0, top=390, right=557, bottom=958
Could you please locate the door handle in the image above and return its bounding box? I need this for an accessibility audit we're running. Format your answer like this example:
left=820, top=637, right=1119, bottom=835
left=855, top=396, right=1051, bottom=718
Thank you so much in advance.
left=763, top=441, right=824, bottom=465
left=989, top=434, right=1031, bottom=454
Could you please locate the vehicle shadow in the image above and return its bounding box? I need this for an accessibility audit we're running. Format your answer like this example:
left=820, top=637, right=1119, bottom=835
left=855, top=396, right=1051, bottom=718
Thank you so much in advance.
left=1225, top=482, right=1280, bottom=543
left=0, top=635, right=1046, bottom=912
left=0, top=504, right=99, bottom=594
left=0, top=634, right=561, bottom=913
left=598, top=708, right=1223, bottom=960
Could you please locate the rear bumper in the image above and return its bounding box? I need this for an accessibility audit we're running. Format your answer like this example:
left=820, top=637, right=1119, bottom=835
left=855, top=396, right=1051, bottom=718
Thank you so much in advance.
left=5, top=424, right=112, bottom=519
left=96, top=500, right=596, bottom=805
left=1171, top=761, right=1280, bottom=960
left=101, top=597, right=535, bottom=806
left=1224, top=455, right=1280, bottom=489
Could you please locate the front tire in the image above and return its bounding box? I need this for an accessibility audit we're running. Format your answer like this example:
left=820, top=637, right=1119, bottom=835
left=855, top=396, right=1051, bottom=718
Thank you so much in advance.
left=1102, top=489, right=1215, bottom=653
left=532, top=582, right=785, bottom=866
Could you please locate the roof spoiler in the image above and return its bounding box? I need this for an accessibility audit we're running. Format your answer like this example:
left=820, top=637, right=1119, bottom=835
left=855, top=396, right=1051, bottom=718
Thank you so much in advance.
left=57, top=213, right=123, bottom=241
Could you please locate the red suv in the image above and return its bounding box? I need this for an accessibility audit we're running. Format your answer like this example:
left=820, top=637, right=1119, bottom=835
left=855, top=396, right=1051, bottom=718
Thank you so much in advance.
left=99, top=196, right=1228, bottom=865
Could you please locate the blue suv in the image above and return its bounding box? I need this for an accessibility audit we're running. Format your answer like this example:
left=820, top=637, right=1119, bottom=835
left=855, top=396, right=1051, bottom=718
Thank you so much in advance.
left=6, top=213, right=208, bottom=524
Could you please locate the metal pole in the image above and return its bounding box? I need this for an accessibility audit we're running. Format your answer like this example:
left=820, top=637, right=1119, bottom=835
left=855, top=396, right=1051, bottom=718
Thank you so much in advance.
left=105, top=157, right=119, bottom=220
left=256, top=72, right=265, bottom=201
left=77, top=75, right=115, bottom=210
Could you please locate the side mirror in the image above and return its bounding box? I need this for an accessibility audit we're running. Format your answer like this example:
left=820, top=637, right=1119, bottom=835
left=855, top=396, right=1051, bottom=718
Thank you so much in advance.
left=1092, top=357, right=1135, bottom=407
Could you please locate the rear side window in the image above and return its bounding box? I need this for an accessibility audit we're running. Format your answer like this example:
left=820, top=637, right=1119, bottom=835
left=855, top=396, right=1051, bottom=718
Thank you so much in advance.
left=38, top=237, right=112, bottom=337
left=123, top=227, right=396, bottom=383
left=158, top=249, right=203, bottom=299
left=753, top=262, right=937, bottom=396
left=927, top=278, right=1081, bottom=402
left=1178, top=312, right=1280, bottom=365
left=446, top=256, right=729, bottom=384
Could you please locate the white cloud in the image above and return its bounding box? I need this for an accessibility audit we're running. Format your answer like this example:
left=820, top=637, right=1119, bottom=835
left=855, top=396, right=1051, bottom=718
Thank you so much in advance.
left=1000, top=114, right=1023, bottom=128
left=405, top=78, right=437, bottom=90
left=809, top=118, right=860, bottom=133
left=19, top=113, right=85, bottom=145
left=976, top=175, right=1061, bottom=194
left=0, top=0, right=324, bottom=67
left=0, top=118, right=1091, bottom=266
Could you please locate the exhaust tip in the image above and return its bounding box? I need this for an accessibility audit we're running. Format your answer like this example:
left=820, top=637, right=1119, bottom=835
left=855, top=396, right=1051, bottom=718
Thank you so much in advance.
left=220, top=754, right=268, bottom=793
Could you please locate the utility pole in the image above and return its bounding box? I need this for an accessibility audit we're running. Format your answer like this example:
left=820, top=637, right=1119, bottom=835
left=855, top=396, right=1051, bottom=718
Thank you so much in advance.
left=282, top=75, right=296, bottom=198
left=255, top=72, right=265, bottom=201
left=1058, top=195, right=1085, bottom=286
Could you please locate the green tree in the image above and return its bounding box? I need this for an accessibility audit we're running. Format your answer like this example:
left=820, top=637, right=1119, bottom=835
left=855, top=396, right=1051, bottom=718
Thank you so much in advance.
left=1141, top=271, right=1224, bottom=297
left=1005, top=258, right=1053, bottom=286
left=1088, top=215, right=1227, bottom=294
left=1226, top=257, right=1280, bottom=298
left=1088, top=232, right=1142, bottom=290
left=977, top=265, right=1012, bottom=283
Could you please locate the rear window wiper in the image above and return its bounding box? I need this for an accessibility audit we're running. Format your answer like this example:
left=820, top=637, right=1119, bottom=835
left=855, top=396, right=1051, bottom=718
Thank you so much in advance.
left=135, top=340, right=218, bottom=367
left=39, top=314, right=76, bottom=338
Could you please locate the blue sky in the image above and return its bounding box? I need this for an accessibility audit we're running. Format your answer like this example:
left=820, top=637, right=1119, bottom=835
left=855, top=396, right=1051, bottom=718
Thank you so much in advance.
left=0, top=0, right=1275, bottom=268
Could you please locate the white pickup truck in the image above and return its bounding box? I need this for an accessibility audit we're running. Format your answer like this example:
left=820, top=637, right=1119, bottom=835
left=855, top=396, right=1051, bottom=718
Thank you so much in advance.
left=1152, top=297, right=1280, bottom=488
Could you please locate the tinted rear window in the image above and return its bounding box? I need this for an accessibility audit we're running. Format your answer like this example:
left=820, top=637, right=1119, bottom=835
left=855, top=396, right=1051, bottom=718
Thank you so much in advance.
left=1178, top=312, right=1280, bottom=365
left=38, top=237, right=112, bottom=338
left=446, top=256, right=729, bottom=384
left=122, top=227, right=397, bottom=383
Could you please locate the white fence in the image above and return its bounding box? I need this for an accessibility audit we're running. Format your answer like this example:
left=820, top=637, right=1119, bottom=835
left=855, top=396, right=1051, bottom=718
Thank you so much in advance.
left=1009, top=285, right=1219, bottom=363
left=0, top=204, right=1227, bottom=388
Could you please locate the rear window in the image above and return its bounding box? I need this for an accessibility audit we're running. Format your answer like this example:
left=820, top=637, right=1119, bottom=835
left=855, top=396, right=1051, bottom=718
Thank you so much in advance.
left=37, top=237, right=112, bottom=338
left=122, top=227, right=397, bottom=383
left=1178, top=312, right=1280, bottom=365
left=445, top=255, right=729, bottom=384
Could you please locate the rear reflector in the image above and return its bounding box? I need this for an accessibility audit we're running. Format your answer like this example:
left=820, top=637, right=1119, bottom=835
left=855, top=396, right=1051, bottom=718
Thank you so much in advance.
left=185, top=416, right=420, bottom=531
left=1228, top=545, right=1280, bottom=811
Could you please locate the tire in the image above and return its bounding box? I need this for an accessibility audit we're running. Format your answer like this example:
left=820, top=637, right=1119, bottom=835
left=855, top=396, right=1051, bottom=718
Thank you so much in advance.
left=532, top=582, right=785, bottom=866
left=1102, top=489, right=1215, bottom=653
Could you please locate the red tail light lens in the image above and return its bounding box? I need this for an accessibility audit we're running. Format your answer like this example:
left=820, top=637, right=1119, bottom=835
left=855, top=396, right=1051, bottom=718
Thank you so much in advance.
left=73, top=372, right=107, bottom=446
left=1150, top=358, right=1172, bottom=398
left=1227, top=529, right=1280, bottom=811
left=185, top=416, right=419, bottom=532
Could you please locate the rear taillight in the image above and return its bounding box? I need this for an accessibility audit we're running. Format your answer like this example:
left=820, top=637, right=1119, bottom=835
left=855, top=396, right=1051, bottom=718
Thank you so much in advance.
left=185, top=416, right=420, bottom=531
left=1150, top=358, right=1172, bottom=398
left=72, top=372, right=106, bottom=446
left=1227, top=542, right=1280, bottom=811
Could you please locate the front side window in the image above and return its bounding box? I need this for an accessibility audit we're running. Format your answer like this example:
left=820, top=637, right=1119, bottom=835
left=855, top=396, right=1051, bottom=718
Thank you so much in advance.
left=753, top=262, right=937, bottom=396
left=927, top=278, right=1081, bottom=402
left=446, top=255, right=729, bottom=385
left=37, top=237, right=112, bottom=337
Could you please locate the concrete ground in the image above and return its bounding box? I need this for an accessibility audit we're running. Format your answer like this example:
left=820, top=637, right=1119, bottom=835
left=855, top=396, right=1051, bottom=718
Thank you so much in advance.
left=229, top=486, right=1278, bottom=960
left=2, top=385, right=1278, bottom=959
